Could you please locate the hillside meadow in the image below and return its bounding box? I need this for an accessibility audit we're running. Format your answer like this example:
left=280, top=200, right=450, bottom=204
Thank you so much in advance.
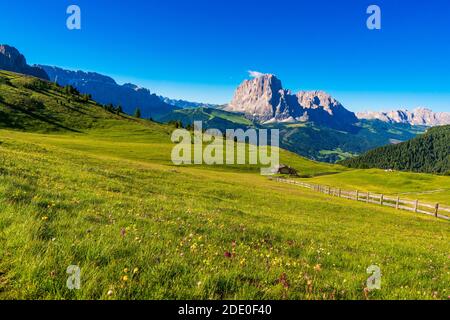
left=0, top=128, right=449, bottom=300
left=0, top=71, right=449, bottom=300
left=298, top=169, right=450, bottom=207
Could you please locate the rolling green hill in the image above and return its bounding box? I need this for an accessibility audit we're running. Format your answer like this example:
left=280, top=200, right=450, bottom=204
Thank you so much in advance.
left=340, top=125, right=450, bottom=174
left=159, top=107, right=426, bottom=163
left=0, top=70, right=172, bottom=135
left=0, top=71, right=449, bottom=300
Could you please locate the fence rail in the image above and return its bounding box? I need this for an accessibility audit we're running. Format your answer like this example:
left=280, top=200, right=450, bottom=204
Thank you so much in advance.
left=272, top=178, right=450, bottom=221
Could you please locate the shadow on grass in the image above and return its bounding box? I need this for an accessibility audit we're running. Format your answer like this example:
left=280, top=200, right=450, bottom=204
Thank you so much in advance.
left=2, top=101, right=81, bottom=132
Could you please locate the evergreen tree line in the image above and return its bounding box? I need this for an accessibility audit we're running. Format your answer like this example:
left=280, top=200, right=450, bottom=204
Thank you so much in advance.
left=59, top=84, right=143, bottom=119
left=340, top=125, right=450, bottom=174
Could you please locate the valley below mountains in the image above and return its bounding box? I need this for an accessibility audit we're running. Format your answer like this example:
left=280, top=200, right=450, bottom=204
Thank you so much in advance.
left=162, top=73, right=430, bottom=163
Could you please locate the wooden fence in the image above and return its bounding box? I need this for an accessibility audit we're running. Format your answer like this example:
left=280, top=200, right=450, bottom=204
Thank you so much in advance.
left=272, top=178, right=450, bottom=221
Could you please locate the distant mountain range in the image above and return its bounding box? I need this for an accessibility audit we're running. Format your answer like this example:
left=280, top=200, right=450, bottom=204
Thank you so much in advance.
left=226, top=74, right=358, bottom=131
left=0, top=45, right=221, bottom=118
left=357, top=108, right=450, bottom=126
left=1, top=44, right=447, bottom=127
left=0, top=44, right=447, bottom=163
left=159, top=97, right=219, bottom=109
left=0, top=45, right=48, bottom=80
left=39, top=65, right=224, bottom=118
left=39, top=65, right=177, bottom=118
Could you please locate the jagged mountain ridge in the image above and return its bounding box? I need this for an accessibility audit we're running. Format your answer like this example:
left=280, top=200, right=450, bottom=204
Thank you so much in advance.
left=40, top=65, right=222, bottom=118
left=0, top=44, right=49, bottom=80
left=39, top=65, right=176, bottom=118
left=357, top=108, right=450, bottom=127
left=2, top=44, right=446, bottom=130
left=226, top=74, right=358, bottom=130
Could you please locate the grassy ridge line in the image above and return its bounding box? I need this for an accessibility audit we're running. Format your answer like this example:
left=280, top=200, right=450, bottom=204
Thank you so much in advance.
left=0, top=132, right=449, bottom=299
left=0, top=70, right=173, bottom=134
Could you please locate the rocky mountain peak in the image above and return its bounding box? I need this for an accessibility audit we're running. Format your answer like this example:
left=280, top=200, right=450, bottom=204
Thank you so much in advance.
left=0, top=44, right=49, bottom=80
left=228, top=73, right=285, bottom=119
left=0, top=45, right=25, bottom=65
left=226, top=74, right=358, bottom=130
left=296, top=91, right=340, bottom=113
left=249, top=73, right=282, bottom=91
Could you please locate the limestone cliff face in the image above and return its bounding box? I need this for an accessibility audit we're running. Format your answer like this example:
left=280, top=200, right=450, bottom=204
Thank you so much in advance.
left=227, top=74, right=358, bottom=130
left=0, top=45, right=49, bottom=80
left=357, top=108, right=450, bottom=127
left=228, top=74, right=285, bottom=119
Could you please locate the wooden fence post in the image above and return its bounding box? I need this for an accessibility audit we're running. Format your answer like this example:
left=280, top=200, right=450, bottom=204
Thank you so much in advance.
left=356, top=190, right=359, bottom=201
left=367, top=192, right=370, bottom=203
left=414, top=200, right=419, bottom=213
left=380, top=194, right=384, bottom=205
left=396, top=196, right=400, bottom=210
left=435, top=203, right=439, bottom=218
left=338, top=188, right=341, bottom=198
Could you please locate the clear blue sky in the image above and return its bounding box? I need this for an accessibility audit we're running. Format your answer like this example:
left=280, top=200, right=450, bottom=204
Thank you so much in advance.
left=1, top=0, right=449, bottom=112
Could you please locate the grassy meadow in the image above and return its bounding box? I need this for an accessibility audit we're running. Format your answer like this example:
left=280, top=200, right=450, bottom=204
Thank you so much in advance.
left=297, top=169, right=450, bottom=206
left=0, top=71, right=449, bottom=300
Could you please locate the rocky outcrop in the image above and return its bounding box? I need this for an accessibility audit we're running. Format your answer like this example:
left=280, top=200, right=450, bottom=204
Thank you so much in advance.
left=0, top=45, right=49, bottom=80
left=357, top=107, right=450, bottom=127
left=226, top=74, right=358, bottom=130
left=40, top=65, right=176, bottom=118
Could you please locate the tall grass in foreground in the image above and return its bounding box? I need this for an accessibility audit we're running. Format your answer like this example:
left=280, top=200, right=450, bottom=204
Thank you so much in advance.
left=0, top=132, right=448, bottom=300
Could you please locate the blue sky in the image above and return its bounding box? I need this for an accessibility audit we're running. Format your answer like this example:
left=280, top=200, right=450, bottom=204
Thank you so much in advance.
left=1, top=0, right=449, bottom=112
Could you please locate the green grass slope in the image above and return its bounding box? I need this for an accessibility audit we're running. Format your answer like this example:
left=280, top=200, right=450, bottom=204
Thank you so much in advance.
left=340, top=125, right=450, bottom=174
left=0, top=70, right=172, bottom=134
left=0, top=71, right=449, bottom=300
left=1, top=130, right=449, bottom=300
left=298, top=169, right=450, bottom=206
